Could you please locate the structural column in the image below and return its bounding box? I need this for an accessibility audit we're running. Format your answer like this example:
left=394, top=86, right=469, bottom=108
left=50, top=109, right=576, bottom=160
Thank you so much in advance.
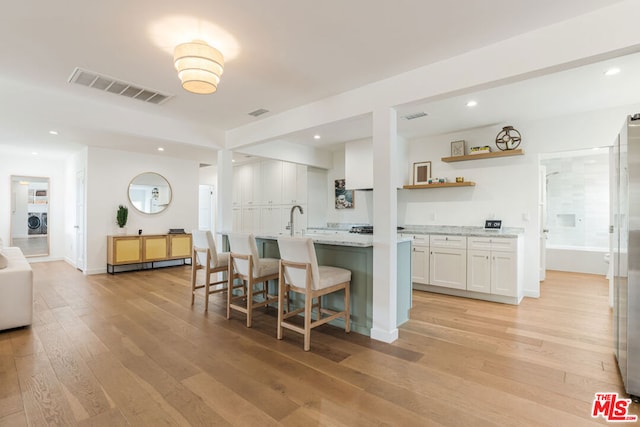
left=371, top=107, right=399, bottom=342
left=216, top=149, right=233, bottom=246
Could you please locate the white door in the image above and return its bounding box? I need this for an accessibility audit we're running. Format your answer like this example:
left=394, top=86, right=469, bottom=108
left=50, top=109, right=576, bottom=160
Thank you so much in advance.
left=75, top=170, right=85, bottom=271
left=539, top=165, right=547, bottom=281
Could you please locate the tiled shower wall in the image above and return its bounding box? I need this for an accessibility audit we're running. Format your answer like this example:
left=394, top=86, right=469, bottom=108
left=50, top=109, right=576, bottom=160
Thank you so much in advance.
left=542, top=149, right=609, bottom=249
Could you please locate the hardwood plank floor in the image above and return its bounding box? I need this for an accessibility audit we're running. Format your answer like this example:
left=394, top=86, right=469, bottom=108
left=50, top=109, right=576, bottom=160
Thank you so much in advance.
left=0, top=263, right=637, bottom=426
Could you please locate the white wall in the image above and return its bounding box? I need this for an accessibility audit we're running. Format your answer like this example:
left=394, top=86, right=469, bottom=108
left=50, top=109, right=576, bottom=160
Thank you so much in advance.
left=399, top=103, right=640, bottom=297
left=0, top=150, right=66, bottom=261
left=85, top=147, right=199, bottom=274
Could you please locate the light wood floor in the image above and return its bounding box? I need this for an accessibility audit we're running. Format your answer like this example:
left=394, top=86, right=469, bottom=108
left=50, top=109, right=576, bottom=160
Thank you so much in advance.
left=1, top=263, right=637, bottom=426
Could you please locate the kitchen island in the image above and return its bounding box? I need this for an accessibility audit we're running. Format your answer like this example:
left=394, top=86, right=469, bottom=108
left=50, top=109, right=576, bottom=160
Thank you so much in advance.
left=223, top=233, right=412, bottom=336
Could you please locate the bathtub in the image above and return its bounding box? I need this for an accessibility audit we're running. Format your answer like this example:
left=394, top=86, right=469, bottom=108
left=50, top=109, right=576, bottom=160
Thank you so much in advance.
left=545, top=245, right=608, bottom=275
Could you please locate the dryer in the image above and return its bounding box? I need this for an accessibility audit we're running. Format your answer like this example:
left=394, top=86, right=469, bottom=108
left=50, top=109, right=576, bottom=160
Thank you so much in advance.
left=28, top=213, right=42, bottom=235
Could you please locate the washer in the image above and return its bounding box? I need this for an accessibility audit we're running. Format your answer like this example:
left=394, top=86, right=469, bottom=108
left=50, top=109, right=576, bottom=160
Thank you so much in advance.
left=28, top=213, right=42, bottom=235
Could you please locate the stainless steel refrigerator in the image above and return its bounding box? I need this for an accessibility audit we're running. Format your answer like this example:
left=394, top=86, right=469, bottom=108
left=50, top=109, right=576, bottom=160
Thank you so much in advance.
left=613, top=113, right=640, bottom=401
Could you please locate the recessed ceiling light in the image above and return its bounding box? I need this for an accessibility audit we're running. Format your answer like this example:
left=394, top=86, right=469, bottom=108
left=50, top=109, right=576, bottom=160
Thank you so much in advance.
left=49, top=130, right=58, bottom=135
left=313, top=134, right=321, bottom=140
left=32, top=152, right=38, bottom=155
left=157, top=147, right=165, bottom=152
left=605, top=67, right=621, bottom=76
left=466, top=100, right=478, bottom=107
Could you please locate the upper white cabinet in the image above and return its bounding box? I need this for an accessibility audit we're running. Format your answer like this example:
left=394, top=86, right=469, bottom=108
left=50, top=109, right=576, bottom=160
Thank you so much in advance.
left=345, top=139, right=373, bottom=190
left=282, top=163, right=308, bottom=205
left=261, top=160, right=283, bottom=205
left=233, top=159, right=308, bottom=233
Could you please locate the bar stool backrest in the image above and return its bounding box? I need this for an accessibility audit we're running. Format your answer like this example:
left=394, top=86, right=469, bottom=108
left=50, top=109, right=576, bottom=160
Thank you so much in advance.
left=277, top=236, right=321, bottom=290
left=228, top=233, right=260, bottom=277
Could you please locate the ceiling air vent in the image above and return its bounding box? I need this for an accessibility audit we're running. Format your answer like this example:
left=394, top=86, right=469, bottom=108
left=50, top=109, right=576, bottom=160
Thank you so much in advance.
left=248, top=108, right=269, bottom=117
left=68, top=67, right=172, bottom=105
left=401, top=111, right=428, bottom=120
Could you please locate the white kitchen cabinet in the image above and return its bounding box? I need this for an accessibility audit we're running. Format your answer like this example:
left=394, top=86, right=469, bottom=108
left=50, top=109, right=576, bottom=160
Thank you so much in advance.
left=261, top=160, right=282, bottom=205
left=429, top=235, right=467, bottom=290
left=282, top=162, right=307, bottom=205
left=407, top=235, right=429, bottom=285
left=241, top=207, right=261, bottom=233
left=260, top=206, right=282, bottom=234
left=467, top=250, right=491, bottom=293
left=238, top=163, right=254, bottom=206
left=466, top=237, right=519, bottom=297
left=232, top=207, right=242, bottom=231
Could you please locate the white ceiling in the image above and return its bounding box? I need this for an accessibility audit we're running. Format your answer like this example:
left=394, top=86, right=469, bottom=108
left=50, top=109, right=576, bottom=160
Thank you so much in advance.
left=0, top=0, right=633, bottom=162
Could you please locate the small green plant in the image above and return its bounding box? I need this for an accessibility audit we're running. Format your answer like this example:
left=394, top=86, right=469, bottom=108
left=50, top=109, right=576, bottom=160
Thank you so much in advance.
left=116, top=205, right=128, bottom=228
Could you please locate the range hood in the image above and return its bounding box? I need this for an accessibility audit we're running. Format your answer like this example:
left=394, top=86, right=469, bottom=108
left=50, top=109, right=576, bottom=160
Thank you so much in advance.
left=345, top=139, right=373, bottom=190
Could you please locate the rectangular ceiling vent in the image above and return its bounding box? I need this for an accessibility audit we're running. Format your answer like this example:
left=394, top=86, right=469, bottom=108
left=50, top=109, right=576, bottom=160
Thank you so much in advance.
left=248, top=108, right=269, bottom=117
left=68, top=67, right=172, bottom=105
left=401, top=111, right=428, bottom=120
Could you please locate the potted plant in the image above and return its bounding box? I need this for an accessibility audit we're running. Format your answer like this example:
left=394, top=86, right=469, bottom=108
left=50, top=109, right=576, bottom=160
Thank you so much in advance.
left=116, top=205, right=128, bottom=234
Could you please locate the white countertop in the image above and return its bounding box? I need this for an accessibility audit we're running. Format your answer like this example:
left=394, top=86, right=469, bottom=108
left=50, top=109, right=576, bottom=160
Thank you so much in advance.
left=400, top=225, right=524, bottom=238
left=254, top=232, right=374, bottom=247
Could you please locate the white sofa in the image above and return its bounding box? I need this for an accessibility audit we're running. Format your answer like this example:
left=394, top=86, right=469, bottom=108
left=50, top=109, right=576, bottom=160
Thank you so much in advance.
left=0, top=247, right=33, bottom=331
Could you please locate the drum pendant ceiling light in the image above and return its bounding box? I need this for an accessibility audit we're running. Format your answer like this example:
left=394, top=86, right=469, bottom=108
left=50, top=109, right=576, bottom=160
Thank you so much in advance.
left=174, top=40, right=224, bottom=94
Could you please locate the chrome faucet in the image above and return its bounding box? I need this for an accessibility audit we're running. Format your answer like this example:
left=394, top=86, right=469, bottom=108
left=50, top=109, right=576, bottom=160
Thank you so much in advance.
left=288, top=205, right=304, bottom=236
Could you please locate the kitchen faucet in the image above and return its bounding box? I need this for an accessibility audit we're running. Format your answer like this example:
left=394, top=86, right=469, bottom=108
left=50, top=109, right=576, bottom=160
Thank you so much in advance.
left=288, top=205, right=304, bottom=236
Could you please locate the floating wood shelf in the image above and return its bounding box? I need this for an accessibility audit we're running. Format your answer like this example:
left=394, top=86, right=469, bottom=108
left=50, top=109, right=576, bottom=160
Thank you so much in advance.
left=441, top=149, right=524, bottom=163
left=403, top=182, right=476, bottom=189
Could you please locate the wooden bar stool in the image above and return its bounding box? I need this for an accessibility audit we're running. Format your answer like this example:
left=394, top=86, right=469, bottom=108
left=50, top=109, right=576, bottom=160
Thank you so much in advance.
left=227, top=233, right=279, bottom=327
left=190, top=230, right=240, bottom=312
left=276, top=236, right=351, bottom=351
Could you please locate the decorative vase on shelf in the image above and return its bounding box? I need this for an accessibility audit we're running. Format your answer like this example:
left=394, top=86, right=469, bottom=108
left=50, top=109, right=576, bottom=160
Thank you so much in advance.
left=495, top=126, right=522, bottom=151
left=117, top=226, right=127, bottom=235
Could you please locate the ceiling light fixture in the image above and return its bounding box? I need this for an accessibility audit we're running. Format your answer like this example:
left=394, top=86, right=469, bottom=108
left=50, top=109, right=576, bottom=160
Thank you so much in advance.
left=32, top=152, right=38, bottom=156
left=157, top=147, right=165, bottom=152
left=466, top=100, right=478, bottom=107
left=174, top=40, right=224, bottom=94
left=49, top=130, right=58, bottom=135
left=313, top=134, right=321, bottom=140
left=605, top=67, right=621, bottom=76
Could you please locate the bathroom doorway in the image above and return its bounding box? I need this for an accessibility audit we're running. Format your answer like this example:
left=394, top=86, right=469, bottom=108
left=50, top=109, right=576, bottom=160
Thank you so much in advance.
left=540, top=147, right=610, bottom=275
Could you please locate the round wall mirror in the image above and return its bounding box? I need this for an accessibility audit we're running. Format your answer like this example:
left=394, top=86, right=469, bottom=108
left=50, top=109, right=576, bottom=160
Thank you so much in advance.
left=128, top=172, right=172, bottom=214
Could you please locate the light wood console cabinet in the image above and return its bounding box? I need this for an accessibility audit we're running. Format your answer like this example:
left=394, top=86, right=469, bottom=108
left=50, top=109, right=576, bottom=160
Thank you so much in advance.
left=107, top=234, right=192, bottom=273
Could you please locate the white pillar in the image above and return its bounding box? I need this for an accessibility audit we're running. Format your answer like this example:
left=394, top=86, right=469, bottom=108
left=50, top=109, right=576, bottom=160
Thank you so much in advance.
left=370, top=107, right=399, bottom=343
left=216, top=149, right=233, bottom=245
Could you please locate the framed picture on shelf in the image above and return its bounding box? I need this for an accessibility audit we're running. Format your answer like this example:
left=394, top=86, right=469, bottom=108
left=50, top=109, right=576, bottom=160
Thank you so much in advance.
left=334, top=179, right=354, bottom=209
left=451, top=140, right=465, bottom=157
left=412, top=161, right=432, bottom=185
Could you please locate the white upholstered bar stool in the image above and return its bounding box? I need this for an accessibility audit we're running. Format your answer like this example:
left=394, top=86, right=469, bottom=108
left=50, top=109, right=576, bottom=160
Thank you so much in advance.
left=227, top=233, right=279, bottom=327
left=190, top=230, right=236, bottom=312
left=276, top=236, right=351, bottom=351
